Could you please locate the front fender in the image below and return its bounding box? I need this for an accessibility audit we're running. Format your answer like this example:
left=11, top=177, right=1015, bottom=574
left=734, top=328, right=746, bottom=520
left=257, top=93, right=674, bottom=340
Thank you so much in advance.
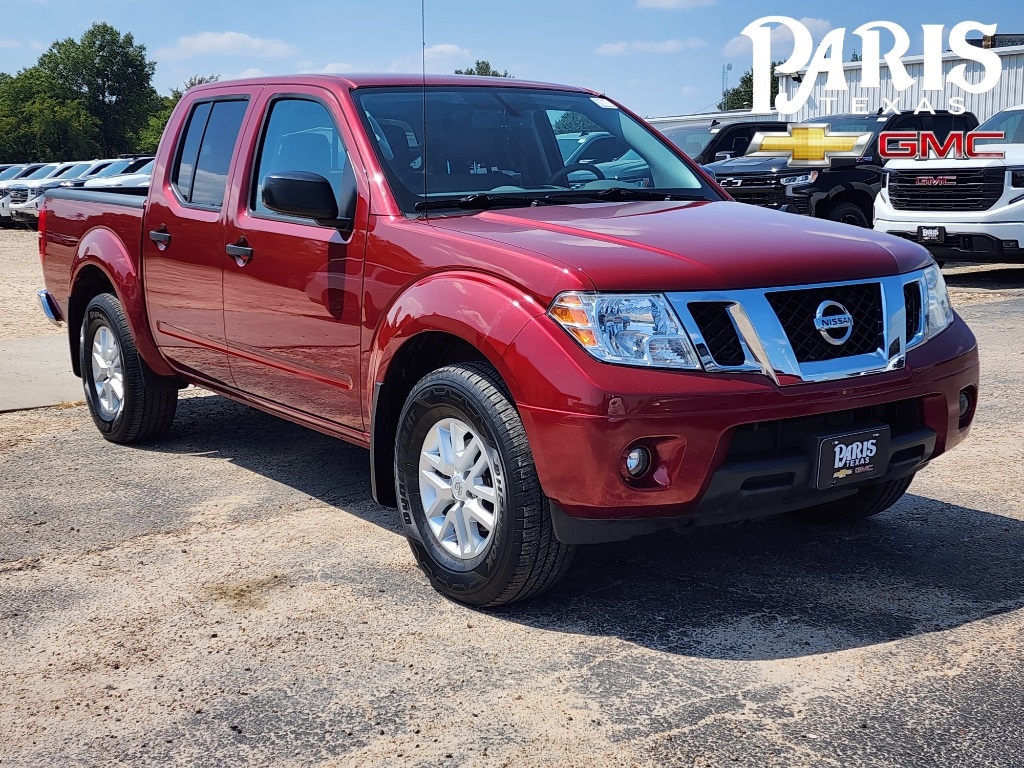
left=368, top=270, right=546, bottom=408
left=70, top=227, right=174, bottom=377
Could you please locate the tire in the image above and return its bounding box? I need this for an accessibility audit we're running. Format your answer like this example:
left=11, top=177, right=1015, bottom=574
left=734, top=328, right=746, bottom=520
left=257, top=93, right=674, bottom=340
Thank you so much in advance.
left=80, top=293, right=178, bottom=444
left=825, top=201, right=870, bottom=228
left=395, top=362, right=575, bottom=607
left=790, top=475, right=914, bottom=524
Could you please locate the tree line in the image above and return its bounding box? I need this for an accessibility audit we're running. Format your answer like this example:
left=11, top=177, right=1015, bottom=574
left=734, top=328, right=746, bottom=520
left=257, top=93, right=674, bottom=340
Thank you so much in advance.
left=0, top=23, right=215, bottom=163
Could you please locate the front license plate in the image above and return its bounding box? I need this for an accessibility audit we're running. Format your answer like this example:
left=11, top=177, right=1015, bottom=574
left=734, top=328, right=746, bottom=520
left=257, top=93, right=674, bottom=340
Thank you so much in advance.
left=811, top=426, right=891, bottom=490
left=918, top=225, right=945, bottom=243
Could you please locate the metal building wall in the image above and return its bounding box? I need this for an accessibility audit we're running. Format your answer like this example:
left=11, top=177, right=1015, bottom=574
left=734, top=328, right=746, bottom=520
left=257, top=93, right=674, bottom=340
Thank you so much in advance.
left=647, top=109, right=783, bottom=131
left=776, top=45, right=1024, bottom=123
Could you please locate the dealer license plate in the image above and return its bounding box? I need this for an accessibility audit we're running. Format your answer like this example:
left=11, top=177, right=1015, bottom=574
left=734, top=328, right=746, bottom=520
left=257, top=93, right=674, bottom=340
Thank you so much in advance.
left=918, top=225, right=945, bottom=243
left=810, top=426, right=891, bottom=490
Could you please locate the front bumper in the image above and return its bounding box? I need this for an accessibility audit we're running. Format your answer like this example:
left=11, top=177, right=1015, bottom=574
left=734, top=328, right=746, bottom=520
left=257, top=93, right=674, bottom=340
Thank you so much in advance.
left=0, top=194, right=11, bottom=220
left=506, top=313, right=978, bottom=536
left=876, top=218, right=1024, bottom=263
left=9, top=197, right=41, bottom=221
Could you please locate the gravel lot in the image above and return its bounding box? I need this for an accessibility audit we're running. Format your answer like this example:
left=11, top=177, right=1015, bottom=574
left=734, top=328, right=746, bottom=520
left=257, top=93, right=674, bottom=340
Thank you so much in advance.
left=1, top=230, right=1023, bottom=767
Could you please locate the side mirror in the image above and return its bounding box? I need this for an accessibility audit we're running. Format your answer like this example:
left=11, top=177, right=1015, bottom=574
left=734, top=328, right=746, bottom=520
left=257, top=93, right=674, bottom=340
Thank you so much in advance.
left=262, top=171, right=353, bottom=231
left=701, top=165, right=716, bottom=181
left=714, top=151, right=734, bottom=162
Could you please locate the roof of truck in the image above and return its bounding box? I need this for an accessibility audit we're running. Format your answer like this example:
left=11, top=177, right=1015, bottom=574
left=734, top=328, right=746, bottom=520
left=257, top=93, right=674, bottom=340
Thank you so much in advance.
left=189, top=73, right=596, bottom=94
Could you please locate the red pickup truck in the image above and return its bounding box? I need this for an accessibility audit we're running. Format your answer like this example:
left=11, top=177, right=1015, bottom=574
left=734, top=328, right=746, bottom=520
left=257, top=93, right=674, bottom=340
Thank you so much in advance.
left=38, top=75, right=979, bottom=606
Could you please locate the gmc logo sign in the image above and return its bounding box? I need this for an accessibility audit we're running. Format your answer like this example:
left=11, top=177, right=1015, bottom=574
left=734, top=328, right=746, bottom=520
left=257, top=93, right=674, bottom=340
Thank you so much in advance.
left=879, top=131, right=1006, bottom=160
left=915, top=176, right=957, bottom=186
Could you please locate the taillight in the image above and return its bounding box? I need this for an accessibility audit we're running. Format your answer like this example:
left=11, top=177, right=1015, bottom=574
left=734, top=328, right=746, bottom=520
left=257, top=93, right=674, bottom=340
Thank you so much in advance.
left=37, top=206, right=46, bottom=263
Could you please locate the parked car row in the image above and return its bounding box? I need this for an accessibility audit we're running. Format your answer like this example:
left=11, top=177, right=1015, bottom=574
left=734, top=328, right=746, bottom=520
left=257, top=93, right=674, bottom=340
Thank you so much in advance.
left=0, top=156, right=152, bottom=228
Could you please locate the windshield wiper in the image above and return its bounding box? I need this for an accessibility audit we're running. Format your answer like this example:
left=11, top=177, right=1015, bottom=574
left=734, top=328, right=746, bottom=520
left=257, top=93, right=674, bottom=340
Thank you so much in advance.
left=414, top=192, right=550, bottom=212
left=543, top=187, right=711, bottom=204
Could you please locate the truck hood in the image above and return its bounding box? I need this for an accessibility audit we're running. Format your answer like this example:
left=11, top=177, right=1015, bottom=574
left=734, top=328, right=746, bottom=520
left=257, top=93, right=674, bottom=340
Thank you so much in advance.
left=427, top=200, right=931, bottom=292
left=885, top=143, right=1024, bottom=170
left=706, top=156, right=790, bottom=175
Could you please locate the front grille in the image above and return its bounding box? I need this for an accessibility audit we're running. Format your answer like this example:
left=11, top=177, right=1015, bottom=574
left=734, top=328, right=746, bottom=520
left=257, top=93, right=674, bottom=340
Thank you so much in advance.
left=888, top=168, right=1003, bottom=212
left=904, top=282, right=923, bottom=340
left=8, top=189, right=29, bottom=204
left=727, top=399, right=922, bottom=462
left=688, top=302, right=745, bottom=366
left=720, top=176, right=787, bottom=209
left=766, top=283, right=883, bottom=363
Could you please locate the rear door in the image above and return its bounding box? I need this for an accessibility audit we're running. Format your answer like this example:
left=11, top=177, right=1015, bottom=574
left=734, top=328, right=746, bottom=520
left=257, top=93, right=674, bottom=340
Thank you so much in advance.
left=221, top=86, right=368, bottom=431
left=143, top=89, right=258, bottom=384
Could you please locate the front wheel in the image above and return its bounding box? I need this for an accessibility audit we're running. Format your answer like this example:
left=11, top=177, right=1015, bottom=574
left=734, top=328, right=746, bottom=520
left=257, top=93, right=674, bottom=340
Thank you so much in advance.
left=80, top=293, right=178, bottom=444
left=825, top=201, right=870, bottom=228
left=790, top=476, right=914, bottom=524
left=395, top=362, right=575, bottom=607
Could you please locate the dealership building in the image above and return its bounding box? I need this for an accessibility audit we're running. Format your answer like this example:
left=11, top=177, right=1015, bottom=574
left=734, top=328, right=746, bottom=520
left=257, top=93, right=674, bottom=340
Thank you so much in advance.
left=654, top=41, right=1024, bottom=127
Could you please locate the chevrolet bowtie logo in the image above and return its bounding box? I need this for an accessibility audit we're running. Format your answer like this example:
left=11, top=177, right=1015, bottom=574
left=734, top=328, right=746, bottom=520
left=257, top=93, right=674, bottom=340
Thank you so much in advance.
left=747, top=124, right=874, bottom=167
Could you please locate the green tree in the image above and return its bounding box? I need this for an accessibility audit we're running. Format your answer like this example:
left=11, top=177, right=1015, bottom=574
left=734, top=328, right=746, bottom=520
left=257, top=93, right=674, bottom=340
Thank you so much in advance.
left=717, top=61, right=782, bottom=111
left=135, top=74, right=219, bottom=154
left=453, top=60, right=512, bottom=77
left=0, top=67, right=100, bottom=162
left=36, top=23, right=158, bottom=156
left=850, top=50, right=862, bottom=62
left=552, top=111, right=602, bottom=134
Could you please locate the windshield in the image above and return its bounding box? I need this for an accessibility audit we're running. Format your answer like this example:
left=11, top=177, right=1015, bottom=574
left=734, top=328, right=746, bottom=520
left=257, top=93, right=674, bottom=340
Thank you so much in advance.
left=56, top=163, right=95, bottom=179
left=95, top=160, right=131, bottom=177
left=0, top=166, right=24, bottom=181
left=135, top=160, right=155, bottom=175
left=976, top=109, right=1024, bottom=145
left=25, top=164, right=58, bottom=180
left=354, top=86, right=718, bottom=214
left=557, top=135, right=581, bottom=161
left=660, top=125, right=715, bottom=156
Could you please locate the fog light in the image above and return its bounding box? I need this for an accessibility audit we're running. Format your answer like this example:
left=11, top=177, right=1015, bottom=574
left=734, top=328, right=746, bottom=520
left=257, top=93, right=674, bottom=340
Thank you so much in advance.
left=959, top=390, right=971, bottom=419
left=1002, top=240, right=1019, bottom=249
left=623, top=446, right=651, bottom=479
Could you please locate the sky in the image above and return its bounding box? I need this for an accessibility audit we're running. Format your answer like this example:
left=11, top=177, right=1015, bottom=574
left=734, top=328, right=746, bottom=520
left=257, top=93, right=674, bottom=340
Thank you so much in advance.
left=0, top=0, right=1021, bottom=118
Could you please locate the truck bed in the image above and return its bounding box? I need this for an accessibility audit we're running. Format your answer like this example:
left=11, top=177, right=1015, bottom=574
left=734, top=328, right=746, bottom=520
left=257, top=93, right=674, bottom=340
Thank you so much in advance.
left=41, top=188, right=146, bottom=317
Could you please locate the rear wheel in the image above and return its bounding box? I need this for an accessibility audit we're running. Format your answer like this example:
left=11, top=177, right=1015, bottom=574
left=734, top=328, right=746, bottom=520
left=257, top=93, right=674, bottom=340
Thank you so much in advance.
left=790, top=476, right=914, bottom=524
left=395, top=362, right=575, bottom=607
left=80, top=293, right=178, bottom=444
left=825, top=201, right=870, bottom=228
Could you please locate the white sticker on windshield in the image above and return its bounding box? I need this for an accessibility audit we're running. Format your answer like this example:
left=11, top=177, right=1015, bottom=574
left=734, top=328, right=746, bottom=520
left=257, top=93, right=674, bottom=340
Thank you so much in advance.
left=591, top=97, right=617, bottom=109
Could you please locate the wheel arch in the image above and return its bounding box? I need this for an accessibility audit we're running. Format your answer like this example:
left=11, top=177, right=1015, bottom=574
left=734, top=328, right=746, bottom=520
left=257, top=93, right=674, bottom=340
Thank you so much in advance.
left=816, top=183, right=876, bottom=224
left=68, top=227, right=176, bottom=380
left=367, top=273, right=545, bottom=507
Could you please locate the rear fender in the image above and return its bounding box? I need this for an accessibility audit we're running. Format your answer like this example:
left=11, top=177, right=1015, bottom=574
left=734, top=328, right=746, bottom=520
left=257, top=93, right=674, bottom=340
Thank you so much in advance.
left=70, top=227, right=175, bottom=378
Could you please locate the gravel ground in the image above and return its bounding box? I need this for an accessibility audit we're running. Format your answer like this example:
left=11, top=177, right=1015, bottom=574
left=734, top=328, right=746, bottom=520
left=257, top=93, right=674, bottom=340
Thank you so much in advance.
left=1, top=233, right=1023, bottom=766
left=0, top=229, right=63, bottom=341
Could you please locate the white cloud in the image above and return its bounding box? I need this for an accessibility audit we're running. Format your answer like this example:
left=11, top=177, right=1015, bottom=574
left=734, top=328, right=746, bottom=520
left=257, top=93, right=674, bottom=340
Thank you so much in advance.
left=424, top=43, right=469, bottom=61
left=723, top=17, right=833, bottom=58
left=597, top=38, right=706, bottom=55
left=301, top=62, right=355, bottom=74
left=637, top=0, right=716, bottom=7
left=0, top=40, right=20, bottom=49
left=157, top=32, right=294, bottom=61
left=222, top=68, right=269, bottom=81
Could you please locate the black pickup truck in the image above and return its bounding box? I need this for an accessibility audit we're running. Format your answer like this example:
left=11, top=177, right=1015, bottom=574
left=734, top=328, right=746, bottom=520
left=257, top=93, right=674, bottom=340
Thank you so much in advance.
left=707, top=111, right=979, bottom=227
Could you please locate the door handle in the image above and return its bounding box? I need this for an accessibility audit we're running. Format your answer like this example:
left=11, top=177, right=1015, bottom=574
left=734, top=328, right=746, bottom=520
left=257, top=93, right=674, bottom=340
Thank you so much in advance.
left=226, top=240, right=254, bottom=266
left=148, top=228, right=171, bottom=246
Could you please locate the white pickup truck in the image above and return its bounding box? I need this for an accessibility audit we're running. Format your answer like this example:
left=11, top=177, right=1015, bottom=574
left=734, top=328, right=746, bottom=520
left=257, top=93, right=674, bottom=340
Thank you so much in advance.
left=874, top=105, right=1024, bottom=265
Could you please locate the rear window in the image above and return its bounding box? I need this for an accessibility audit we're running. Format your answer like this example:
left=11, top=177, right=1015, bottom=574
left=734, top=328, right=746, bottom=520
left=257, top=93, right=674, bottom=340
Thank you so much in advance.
left=172, top=99, right=248, bottom=208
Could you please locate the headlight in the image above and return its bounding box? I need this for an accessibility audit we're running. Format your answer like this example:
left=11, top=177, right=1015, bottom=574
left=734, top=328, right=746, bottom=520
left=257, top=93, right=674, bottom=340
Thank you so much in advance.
left=921, top=264, right=953, bottom=342
left=1008, top=167, right=1024, bottom=187
left=549, top=292, right=702, bottom=369
left=779, top=171, right=818, bottom=186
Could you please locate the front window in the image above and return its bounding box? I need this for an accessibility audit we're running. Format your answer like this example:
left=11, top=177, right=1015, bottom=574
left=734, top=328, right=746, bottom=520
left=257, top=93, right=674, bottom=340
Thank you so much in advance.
left=57, top=163, right=95, bottom=179
left=354, top=86, right=719, bottom=214
left=0, top=166, right=25, bottom=181
left=660, top=126, right=715, bottom=156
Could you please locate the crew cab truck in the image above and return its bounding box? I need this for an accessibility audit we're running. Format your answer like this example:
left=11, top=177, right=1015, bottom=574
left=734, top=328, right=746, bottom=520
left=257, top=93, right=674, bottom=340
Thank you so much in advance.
left=39, top=75, right=979, bottom=607
left=709, top=111, right=979, bottom=228
left=875, top=104, right=1024, bottom=264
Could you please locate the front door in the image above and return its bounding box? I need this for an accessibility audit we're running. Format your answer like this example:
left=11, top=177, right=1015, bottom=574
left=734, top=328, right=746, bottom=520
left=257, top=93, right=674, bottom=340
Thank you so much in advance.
left=144, top=92, right=256, bottom=384
left=222, top=89, right=366, bottom=431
